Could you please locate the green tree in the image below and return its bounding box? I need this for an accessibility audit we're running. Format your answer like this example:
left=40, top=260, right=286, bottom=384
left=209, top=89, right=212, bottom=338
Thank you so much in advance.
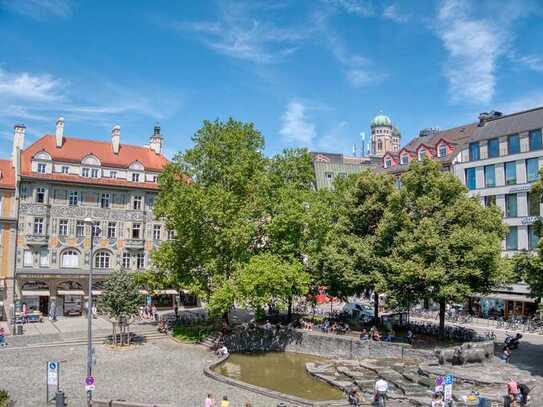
left=381, top=159, right=508, bottom=334
left=233, top=253, right=310, bottom=319
left=100, top=270, right=141, bottom=345
left=316, top=170, right=395, bottom=322
left=153, top=119, right=267, bottom=320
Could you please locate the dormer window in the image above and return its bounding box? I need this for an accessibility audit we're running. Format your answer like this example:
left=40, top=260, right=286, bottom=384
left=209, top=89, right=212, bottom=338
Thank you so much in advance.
left=132, top=173, right=140, bottom=182
left=438, top=144, right=447, bottom=158
left=37, top=163, right=46, bottom=173
left=91, top=168, right=99, bottom=178
left=400, top=154, right=409, bottom=165
left=418, top=148, right=426, bottom=161
left=110, top=171, right=117, bottom=179
left=82, top=168, right=90, bottom=177
left=61, top=166, right=69, bottom=174
left=384, top=158, right=392, bottom=168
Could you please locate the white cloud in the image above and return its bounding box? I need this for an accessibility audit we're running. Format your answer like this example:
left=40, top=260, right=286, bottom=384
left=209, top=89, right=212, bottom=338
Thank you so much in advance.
left=383, top=4, right=409, bottom=23
left=169, top=4, right=308, bottom=64
left=279, top=101, right=316, bottom=146
left=516, top=54, right=543, bottom=73
left=1, top=0, right=74, bottom=20
left=324, top=0, right=374, bottom=17
left=0, top=68, right=64, bottom=102
left=436, top=0, right=507, bottom=105
left=496, top=92, right=543, bottom=114
left=346, top=69, right=385, bottom=88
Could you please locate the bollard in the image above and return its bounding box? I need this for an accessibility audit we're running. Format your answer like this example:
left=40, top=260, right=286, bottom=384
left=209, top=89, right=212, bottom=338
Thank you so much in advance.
left=55, top=391, right=66, bottom=407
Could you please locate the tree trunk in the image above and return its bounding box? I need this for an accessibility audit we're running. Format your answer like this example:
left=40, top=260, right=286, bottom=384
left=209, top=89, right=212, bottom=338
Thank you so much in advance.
left=223, top=310, right=229, bottom=326
left=439, top=299, right=446, bottom=337
left=373, top=292, right=380, bottom=326
left=287, top=296, right=293, bottom=322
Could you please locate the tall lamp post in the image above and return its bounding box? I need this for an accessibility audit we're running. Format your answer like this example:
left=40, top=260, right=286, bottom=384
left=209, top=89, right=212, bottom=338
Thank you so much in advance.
left=84, top=217, right=98, bottom=407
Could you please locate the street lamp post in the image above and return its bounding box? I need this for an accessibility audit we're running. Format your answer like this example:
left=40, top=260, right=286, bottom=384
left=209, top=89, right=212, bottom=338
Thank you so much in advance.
left=84, top=217, right=97, bottom=407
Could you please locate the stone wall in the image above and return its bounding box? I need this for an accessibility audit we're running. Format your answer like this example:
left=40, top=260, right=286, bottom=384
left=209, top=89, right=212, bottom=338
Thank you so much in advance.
left=222, top=327, right=409, bottom=360
left=93, top=400, right=172, bottom=407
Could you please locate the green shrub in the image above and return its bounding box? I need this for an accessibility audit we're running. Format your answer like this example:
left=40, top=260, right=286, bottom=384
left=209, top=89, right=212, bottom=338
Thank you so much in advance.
left=172, top=325, right=215, bottom=342
left=0, top=389, right=11, bottom=407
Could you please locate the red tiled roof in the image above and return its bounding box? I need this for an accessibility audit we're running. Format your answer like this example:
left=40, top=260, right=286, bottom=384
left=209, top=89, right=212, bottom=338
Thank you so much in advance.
left=22, top=135, right=168, bottom=173
left=0, top=159, right=15, bottom=189
left=22, top=172, right=161, bottom=190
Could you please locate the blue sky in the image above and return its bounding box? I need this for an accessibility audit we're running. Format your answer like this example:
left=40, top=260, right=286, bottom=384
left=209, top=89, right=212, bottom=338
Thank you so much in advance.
left=0, top=0, right=542, bottom=159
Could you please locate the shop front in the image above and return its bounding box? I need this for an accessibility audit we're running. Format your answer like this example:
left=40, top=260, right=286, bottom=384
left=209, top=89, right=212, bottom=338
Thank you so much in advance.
left=20, top=280, right=50, bottom=320
left=57, top=281, right=85, bottom=316
left=471, top=291, right=538, bottom=320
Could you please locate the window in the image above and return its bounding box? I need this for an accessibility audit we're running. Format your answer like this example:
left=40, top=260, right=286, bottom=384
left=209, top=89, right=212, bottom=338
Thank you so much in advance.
left=384, top=159, right=392, bottom=168
left=91, top=168, right=99, bottom=178
left=438, top=144, right=447, bottom=158
left=62, top=250, right=79, bottom=268
left=132, top=223, right=141, bottom=239
left=469, top=142, right=480, bottom=161
left=377, top=140, right=383, bottom=150
left=153, top=225, right=161, bottom=240
left=400, top=154, right=408, bottom=165
left=36, top=187, right=45, bottom=203
left=39, top=249, right=49, bottom=267
left=506, top=226, right=518, bottom=251
left=58, top=219, right=68, bottom=236
left=484, top=165, right=495, bottom=187
left=122, top=252, right=131, bottom=268
left=136, top=252, right=145, bottom=269
left=487, top=138, right=499, bottom=158
left=61, top=166, right=69, bottom=174
left=484, top=195, right=496, bottom=207
left=528, top=192, right=541, bottom=216
left=465, top=168, right=476, bottom=190
left=529, top=129, right=543, bottom=151
left=24, top=250, right=33, bottom=266
left=69, top=191, right=79, bottom=206
left=110, top=171, right=117, bottom=179
left=168, top=230, right=176, bottom=240
left=505, top=193, right=517, bottom=217
left=107, top=222, right=116, bottom=238
left=526, top=158, right=539, bottom=183
left=152, top=175, right=158, bottom=183
left=95, top=251, right=111, bottom=269
left=508, top=134, right=520, bottom=155
left=76, top=221, right=85, bottom=237
left=133, top=196, right=142, bottom=210
left=148, top=196, right=155, bottom=208
left=505, top=161, right=517, bottom=185
left=325, top=172, right=333, bottom=181
left=20, top=185, right=27, bottom=199
left=37, top=163, right=46, bottom=173
left=132, top=173, right=140, bottom=182
left=100, top=193, right=111, bottom=209
left=418, top=148, right=426, bottom=161
left=528, top=225, right=540, bottom=250
left=82, top=168, right=90, bottom=177
left=92, top=222, right=101, bottom=237
left=33, top=217, right=44, bottom=235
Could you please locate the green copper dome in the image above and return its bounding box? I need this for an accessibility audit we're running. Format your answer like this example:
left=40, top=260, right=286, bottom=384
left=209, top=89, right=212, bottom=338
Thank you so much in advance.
left=371, top=113, right=392, bottom=127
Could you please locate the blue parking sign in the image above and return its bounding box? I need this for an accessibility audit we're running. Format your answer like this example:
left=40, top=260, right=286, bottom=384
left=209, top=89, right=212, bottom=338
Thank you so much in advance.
left=444, top=374, right=453, bottom=385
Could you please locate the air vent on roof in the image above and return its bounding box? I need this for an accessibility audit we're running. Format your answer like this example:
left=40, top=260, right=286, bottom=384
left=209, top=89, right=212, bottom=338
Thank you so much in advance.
left=478, top=111, right=503, bottom=126
left=418, top=128, right=440, bottom=138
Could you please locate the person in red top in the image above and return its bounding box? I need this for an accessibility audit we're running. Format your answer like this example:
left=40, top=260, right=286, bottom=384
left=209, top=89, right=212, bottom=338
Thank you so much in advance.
left=506, top=378, right=520, bottom=406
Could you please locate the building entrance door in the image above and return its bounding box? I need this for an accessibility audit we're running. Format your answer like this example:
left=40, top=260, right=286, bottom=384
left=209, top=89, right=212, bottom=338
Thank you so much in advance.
left=39, top=296, right=49, bottom=316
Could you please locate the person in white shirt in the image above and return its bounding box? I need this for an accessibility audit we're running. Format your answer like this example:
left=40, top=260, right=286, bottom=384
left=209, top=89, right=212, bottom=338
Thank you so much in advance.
left=216, top=345, right=229, bottom=357
left=374, top=379, right=388, bottom=401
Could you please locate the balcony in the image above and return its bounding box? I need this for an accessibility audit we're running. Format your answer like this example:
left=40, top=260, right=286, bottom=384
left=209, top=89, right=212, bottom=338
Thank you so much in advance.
left=25, top=234, right=49, bottom=246
left=125, top=239, right=145, bottom=250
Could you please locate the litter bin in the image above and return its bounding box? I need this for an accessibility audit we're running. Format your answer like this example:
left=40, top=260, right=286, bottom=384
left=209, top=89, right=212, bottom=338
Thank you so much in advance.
left=55, top=391, right=66, bottom=407
left=15, top=323, right=23, bottom=335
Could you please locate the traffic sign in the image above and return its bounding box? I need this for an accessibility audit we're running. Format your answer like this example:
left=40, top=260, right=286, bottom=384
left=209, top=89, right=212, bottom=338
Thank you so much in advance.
left=85, top=376, right=96, bottom=391
left=47, top=361, right=59, bottom=385
left=435, top=376, right=444, bottom=386
left=444, top=374, right=454, bottom=385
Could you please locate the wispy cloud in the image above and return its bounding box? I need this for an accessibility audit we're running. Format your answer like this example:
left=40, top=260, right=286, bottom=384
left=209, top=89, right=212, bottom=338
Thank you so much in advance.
left=324, top=0, right=374, bottom=17
left=0, top=0, right=74, bottom=20
left=383, top=4, right=409, bottom=23
left=515, top=54, right=543, bottom=73
left=435, top=0, right=507, bottom=105
left=497, top=92, right=543, bottom=114
left=168, top=3, right=308, bottom=64
left=279, top=101, right=316, bottom=146
left=0, top=68, right=64, bottom=102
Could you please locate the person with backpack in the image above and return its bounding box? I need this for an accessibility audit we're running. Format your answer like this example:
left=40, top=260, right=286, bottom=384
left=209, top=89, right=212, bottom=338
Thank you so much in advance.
left=518, top=383, right=531, bottom=406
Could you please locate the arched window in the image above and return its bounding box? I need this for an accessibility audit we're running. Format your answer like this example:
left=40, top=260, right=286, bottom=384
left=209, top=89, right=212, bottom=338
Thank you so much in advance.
left=94, top=251, right=111, bottom=269
left=377, top=140, right=383, bottom=150
left=61, top=249, right=80, bottom=268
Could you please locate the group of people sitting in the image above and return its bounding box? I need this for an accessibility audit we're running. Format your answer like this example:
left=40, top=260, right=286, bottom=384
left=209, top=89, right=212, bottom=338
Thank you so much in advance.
left=359, top=326, right=396, bottom=342
left=505, top=378, right=531, bottom=406
left=347, top=379, right=388, bottom=406
left=320, top=319, right=350, bottom=334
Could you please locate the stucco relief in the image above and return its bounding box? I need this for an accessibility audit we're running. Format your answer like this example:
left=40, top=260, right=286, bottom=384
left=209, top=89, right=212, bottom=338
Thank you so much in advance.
left=20, top=203, right=49, bottom=216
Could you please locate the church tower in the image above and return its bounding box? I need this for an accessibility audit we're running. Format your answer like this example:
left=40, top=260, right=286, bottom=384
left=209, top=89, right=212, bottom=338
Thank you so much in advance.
left=370, top=113, right=400, bottom=157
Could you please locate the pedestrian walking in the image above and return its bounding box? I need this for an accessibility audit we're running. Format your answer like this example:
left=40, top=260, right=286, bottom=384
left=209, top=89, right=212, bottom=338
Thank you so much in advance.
left=92, top=304, right=97, bottom=319
left=0, top=327, right=7, bottom=347
left=49, top=300, right=57, bottom=322
left=220, top=395, right=229, bottom=407
left=204, top=393, right=215, bottom=407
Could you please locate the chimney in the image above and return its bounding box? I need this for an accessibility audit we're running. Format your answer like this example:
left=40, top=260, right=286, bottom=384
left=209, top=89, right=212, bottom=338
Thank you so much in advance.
left=112, top=124, right=120, bottom=154
left=55, top=117, right=64, bottom=148
left=148, top=123, right=163, bottom=155
left=12, top=124, right=25, bottom=168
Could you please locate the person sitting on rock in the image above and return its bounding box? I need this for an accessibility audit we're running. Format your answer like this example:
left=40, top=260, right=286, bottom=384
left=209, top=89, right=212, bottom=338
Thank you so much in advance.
left=216, top=345, right=229, bottom=358
left=359, top=329, right=369, bottom=341
left=347, top=386, right=364, bottom=406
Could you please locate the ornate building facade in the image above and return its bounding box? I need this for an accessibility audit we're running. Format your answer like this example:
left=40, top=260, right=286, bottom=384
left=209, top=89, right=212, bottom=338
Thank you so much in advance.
left=12, top=119, right=172, bottom=317
left=370, top=113, right=401, bottom=157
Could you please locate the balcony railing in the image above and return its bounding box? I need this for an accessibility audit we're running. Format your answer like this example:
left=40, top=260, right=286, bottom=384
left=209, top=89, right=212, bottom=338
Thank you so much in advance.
left=25, top=234, right=49, bottom=246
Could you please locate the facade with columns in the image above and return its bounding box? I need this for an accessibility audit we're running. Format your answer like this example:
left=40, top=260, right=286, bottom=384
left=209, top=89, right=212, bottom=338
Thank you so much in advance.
left=11, top=119, right=172, bottom=317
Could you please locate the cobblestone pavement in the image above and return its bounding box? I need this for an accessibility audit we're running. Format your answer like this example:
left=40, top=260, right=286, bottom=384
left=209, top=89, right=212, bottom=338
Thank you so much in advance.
left=0, top=338, right=281, bottom=407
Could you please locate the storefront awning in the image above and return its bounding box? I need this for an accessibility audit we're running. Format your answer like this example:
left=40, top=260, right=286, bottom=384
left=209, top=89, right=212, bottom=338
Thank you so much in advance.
left=153, top=289, right=178, bottom=295
left=475, top=293, right=537, bottom=303
left=58, top=290, right=85, bottom=296
left=21, top=290, right=50, bottom=297
left=92, top=290, right=103, bottom=296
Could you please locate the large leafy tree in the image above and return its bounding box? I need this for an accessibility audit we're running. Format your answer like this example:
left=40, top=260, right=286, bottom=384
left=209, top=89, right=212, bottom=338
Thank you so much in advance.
left=381, top=159, right=508, bottom=334
left=153, top=119, right=267, bottom=320
left=315, top=170, right=395, bottom=322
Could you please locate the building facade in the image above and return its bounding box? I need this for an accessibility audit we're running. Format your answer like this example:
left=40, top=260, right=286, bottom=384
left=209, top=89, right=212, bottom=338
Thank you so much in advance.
left=370, top=113, right=401, bottom=157
left=453, top=108, right=543, bottom=318
left=12, top=119, right=172, bottom=317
